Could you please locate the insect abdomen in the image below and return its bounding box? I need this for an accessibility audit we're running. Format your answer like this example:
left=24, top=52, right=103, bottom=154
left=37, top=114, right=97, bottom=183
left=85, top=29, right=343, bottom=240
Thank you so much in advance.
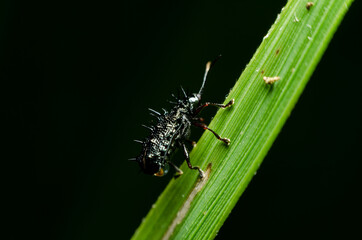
left=147, top=115, right=181, bottom=162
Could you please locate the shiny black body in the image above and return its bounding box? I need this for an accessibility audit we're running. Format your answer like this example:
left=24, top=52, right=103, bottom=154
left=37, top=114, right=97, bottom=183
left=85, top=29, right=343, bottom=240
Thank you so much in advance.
left=130, top=59, right=234, bottom=177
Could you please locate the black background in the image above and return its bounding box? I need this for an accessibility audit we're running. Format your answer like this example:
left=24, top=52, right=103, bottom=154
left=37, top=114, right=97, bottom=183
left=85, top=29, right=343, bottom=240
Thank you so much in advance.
left=3, top=0, right=361, bottom=239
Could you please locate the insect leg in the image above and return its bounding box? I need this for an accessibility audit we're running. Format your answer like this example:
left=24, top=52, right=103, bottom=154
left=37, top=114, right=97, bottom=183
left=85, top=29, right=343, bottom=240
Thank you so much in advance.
left=168, top=161, right=184, bottom=179
left=181, top=143, right=205, bottom=178
left=194, top=99, right=234, bottom=115
left=193, top=122, right=230, bottom=145
left=192, top=117, right=204, bottom=122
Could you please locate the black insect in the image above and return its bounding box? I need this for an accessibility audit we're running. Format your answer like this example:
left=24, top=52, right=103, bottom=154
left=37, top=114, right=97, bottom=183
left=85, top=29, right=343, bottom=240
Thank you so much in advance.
left=129, top=58, right=234, bottom=178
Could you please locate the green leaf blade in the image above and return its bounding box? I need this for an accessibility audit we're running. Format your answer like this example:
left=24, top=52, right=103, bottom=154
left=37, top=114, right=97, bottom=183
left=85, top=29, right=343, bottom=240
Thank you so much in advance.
left=132, top=0, right=354, bottom=239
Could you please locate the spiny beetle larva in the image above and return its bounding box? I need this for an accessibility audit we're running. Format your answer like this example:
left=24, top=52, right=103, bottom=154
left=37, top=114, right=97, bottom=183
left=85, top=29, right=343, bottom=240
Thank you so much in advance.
left=129, top=57, right=234, bottom=178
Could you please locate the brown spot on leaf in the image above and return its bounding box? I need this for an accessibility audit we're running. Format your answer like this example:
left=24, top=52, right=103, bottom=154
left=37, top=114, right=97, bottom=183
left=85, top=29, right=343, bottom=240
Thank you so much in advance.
left=306, top=2, right=314, bottom=10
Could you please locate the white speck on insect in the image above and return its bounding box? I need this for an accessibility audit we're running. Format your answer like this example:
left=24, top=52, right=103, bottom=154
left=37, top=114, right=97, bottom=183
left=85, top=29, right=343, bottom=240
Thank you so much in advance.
left=306, top=24, right=312, bottom=29
left=254, top=171, right=257, bottom=176
left=263, top=33, right=270, bottom=40
left=308, top=36, right=312, bottom=41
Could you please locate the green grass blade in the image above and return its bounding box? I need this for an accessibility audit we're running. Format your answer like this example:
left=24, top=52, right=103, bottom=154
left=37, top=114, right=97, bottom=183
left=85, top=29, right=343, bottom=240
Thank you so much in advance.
left=132, top=0, right=354, bottom=239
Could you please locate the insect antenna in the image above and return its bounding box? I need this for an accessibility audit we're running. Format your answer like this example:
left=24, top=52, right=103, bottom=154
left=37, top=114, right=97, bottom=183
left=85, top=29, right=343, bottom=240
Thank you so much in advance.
left=134, top=139, right=144, bottom=144
left=198, top=55, right=222, bottom=97
left=128, top=158, right=137, bottom=161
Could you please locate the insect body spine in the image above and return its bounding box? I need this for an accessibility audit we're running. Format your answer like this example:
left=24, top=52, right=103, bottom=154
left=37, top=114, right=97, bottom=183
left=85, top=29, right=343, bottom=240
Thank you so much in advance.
left=130, top=58, right=234, bottom=178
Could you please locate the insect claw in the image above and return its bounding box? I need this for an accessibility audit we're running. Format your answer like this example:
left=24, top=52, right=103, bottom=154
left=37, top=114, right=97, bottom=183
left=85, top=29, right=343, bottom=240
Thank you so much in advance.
left=162, top=108, right=168, bottom=114
left=134, top=139, right=143, bottom=144
left=225, top=99, right=234, bottom=108
left=197, top=167, right=205, bottom=178
left=221, top=138, right=231, bottom=145
left=173, top=171, right=183, bottom=179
